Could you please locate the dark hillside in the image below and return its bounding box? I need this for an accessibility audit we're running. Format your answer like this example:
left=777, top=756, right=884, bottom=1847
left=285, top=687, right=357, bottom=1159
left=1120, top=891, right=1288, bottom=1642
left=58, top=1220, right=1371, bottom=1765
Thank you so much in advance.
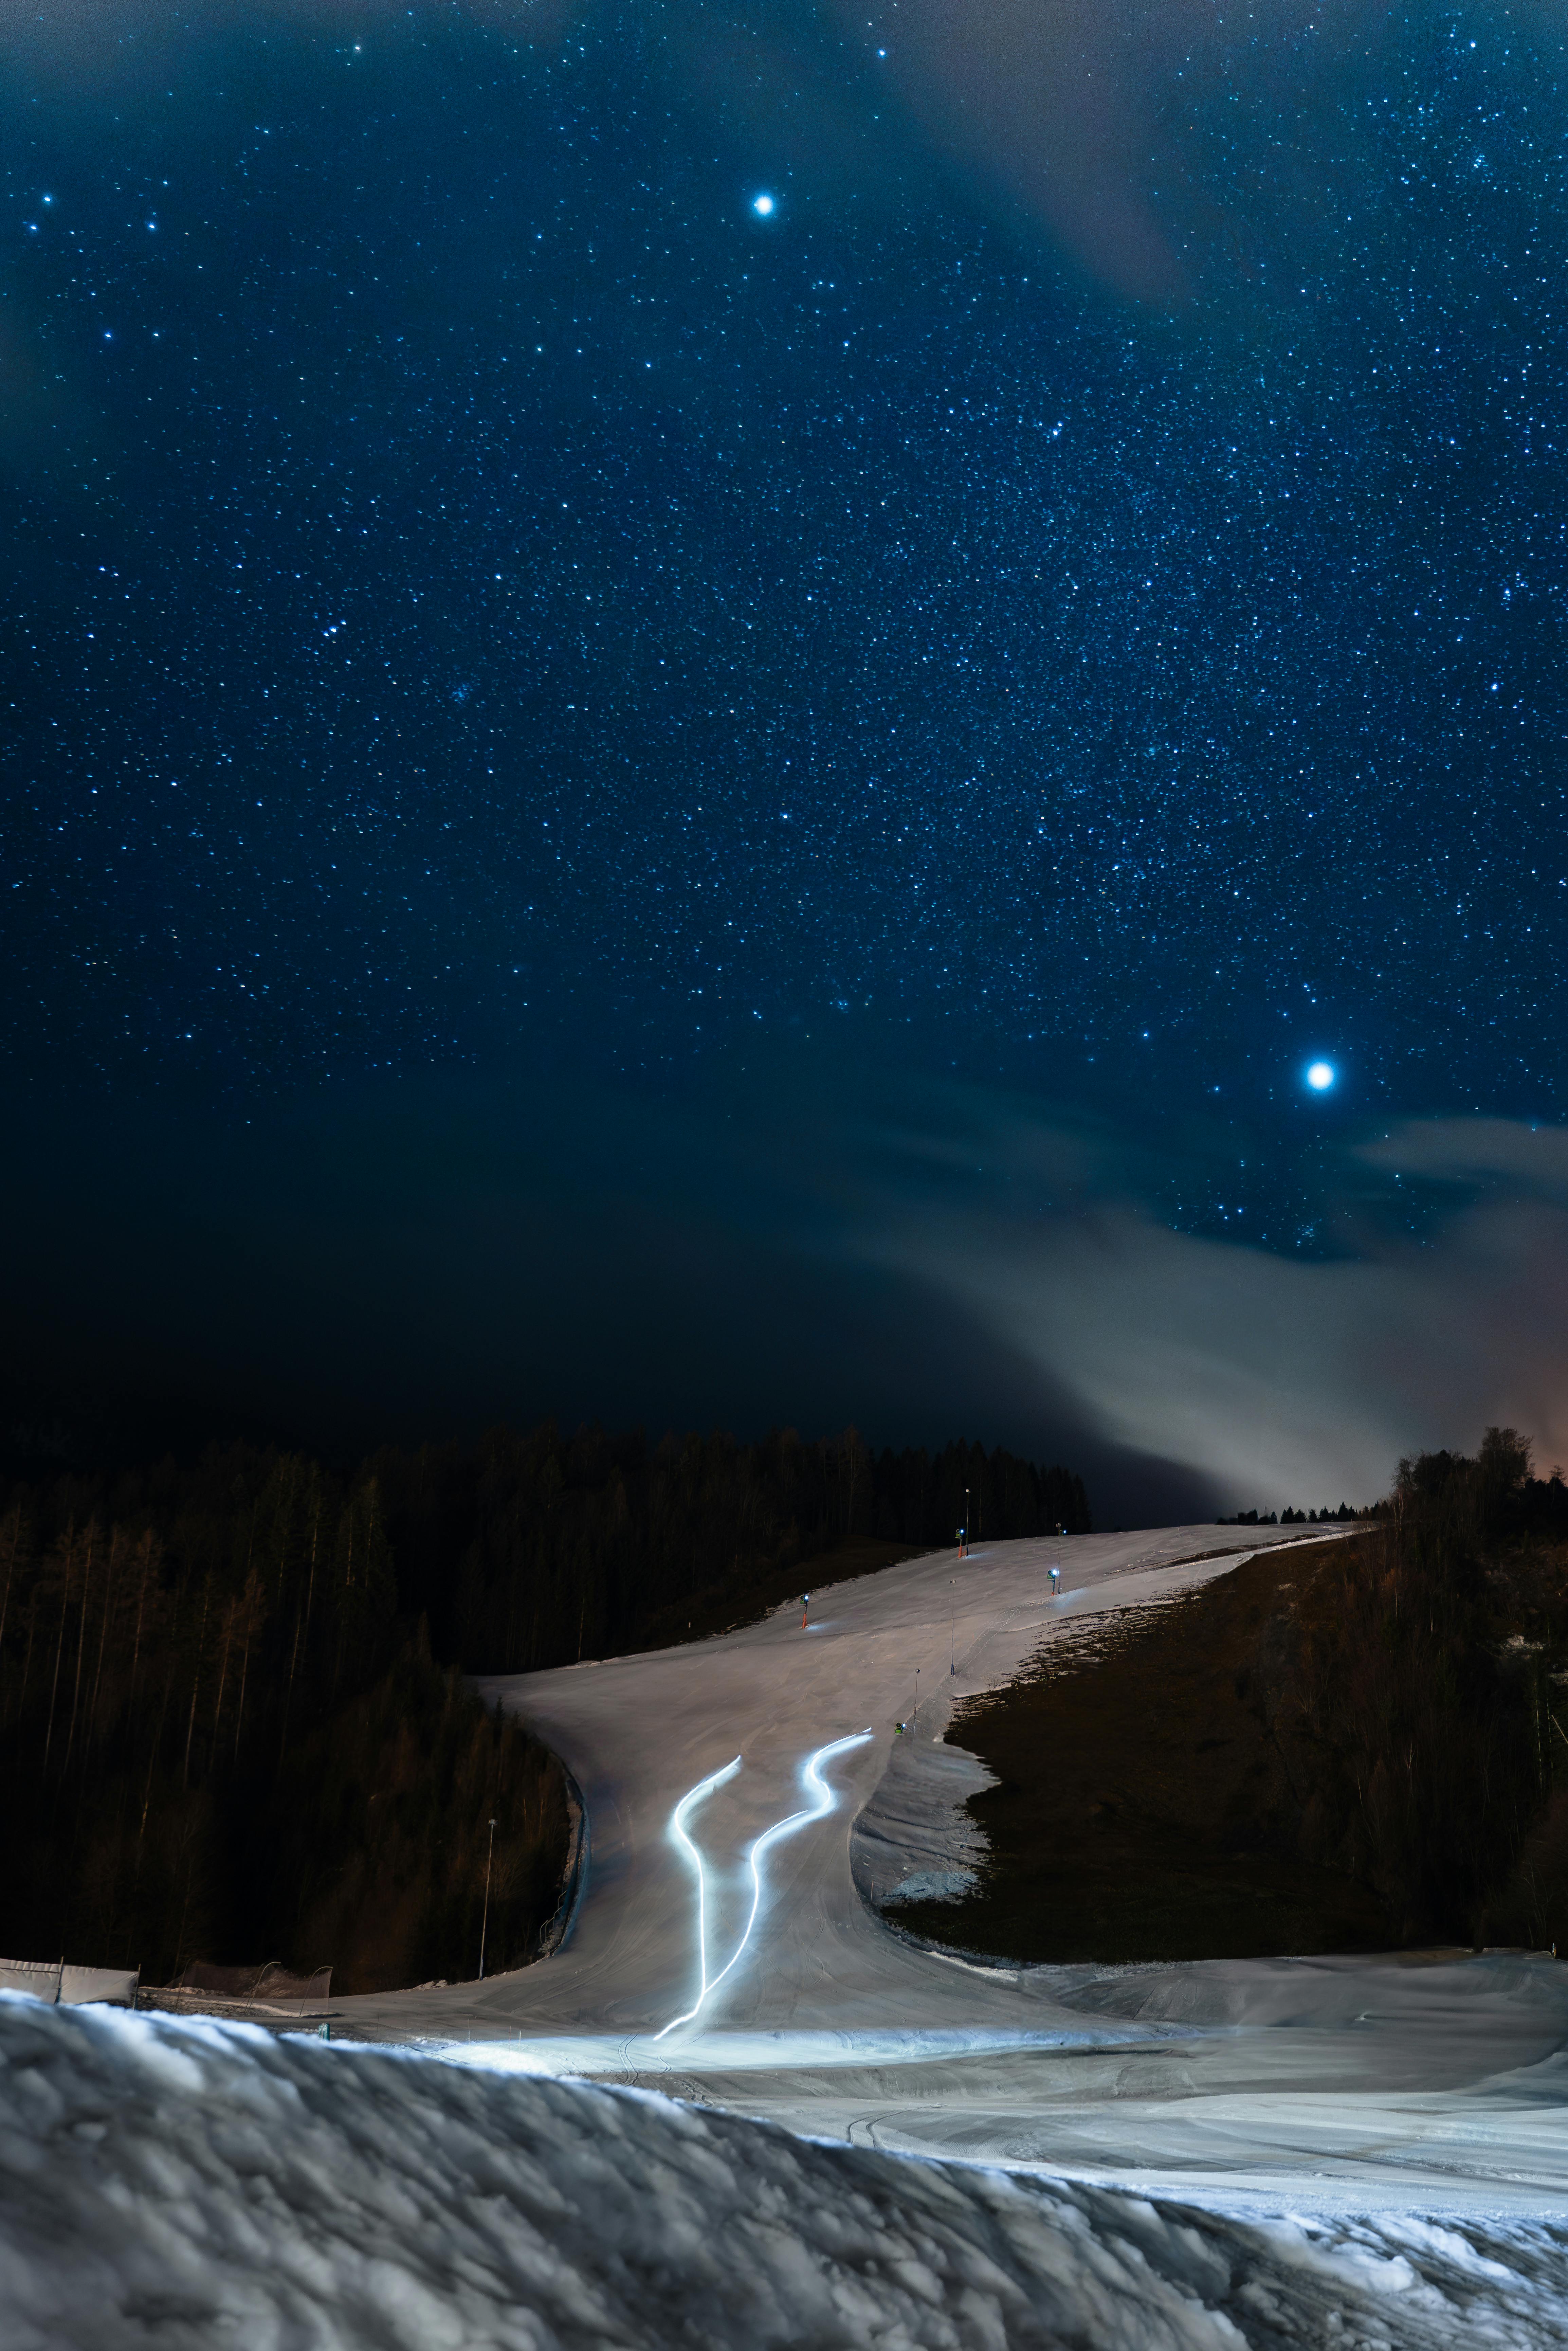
left=892, top=1539, right=1394, bottom=1961
left=895, top=1433, right=1568, bottom=1963
left=0, top=1456, right=567, bottom=1993
left=0, top=1417, right=1088, bottom=1991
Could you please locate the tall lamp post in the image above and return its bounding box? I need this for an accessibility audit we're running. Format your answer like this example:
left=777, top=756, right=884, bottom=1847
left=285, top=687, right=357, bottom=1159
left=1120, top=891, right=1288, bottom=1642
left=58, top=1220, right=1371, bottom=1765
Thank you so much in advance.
left=478, top=1816, right=497, bottom=1982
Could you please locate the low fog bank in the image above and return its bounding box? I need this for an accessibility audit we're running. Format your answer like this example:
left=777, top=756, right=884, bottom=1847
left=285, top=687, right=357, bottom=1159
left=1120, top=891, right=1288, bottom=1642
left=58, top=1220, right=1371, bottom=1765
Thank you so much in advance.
left=6, top=1064, right=1565, bottom=1525
left=868, top=1107, right=1568, bottom=1514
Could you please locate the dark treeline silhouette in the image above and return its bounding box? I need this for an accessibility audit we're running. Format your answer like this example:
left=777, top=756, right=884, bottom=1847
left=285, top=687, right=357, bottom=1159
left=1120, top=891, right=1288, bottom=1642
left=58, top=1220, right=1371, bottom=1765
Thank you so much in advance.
left=1244, top=1430, right=1568, bottom=1946
left=373, top=1422, right=1091, bottom=1672
left=1219, top=1504, right=1367, bottom=1526
left=0, top=1449, right=568, bottom=1994
left=0, top=1418, right=1089, bottom=1990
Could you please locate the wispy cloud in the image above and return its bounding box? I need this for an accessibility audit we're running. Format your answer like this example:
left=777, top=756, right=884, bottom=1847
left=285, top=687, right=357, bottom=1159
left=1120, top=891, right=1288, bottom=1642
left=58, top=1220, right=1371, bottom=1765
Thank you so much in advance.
left=10, top=1046, right=1565, bottom=1516
left=1356, top=1119, right=1568, bottom=1197
left=861, top=1107, right=1568, bottom=1508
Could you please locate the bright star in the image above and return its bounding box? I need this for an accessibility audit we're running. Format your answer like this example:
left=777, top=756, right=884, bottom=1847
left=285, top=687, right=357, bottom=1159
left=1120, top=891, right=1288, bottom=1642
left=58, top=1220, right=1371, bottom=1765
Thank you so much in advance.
left=1306, top=1061, right=1335, bottom=1091
left=752, top=193, right=776, bottom=217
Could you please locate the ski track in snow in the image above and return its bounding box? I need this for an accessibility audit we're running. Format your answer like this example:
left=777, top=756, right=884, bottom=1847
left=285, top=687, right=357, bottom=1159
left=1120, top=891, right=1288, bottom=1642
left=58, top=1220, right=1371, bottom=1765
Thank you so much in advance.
left=3, top=1996, right=1567, bottom=2351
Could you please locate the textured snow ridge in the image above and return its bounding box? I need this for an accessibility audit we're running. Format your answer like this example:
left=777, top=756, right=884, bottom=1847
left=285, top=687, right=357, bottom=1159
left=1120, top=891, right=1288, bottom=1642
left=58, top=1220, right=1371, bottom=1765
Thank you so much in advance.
left=2, top=1999, right=1565, bottom=2351
left=850, top=1695, right=996, bottom=1915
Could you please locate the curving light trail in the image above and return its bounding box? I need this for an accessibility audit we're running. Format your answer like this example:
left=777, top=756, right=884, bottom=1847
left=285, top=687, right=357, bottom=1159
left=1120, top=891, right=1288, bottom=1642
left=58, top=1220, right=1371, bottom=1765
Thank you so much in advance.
left=656, top=1754, right=742, bottom=2040
left=654, top=1730, right=874, bottom=2041
left=703, top=1731, right=875, bottom=2016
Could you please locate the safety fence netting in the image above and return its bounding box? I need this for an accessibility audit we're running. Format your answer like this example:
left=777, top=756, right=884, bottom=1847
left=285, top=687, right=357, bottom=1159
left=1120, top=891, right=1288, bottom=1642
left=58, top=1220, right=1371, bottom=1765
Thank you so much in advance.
left=0, top=1959, right=140, bottom=2006
left=141, top=1961, right=332, bottom=2017
left=1, top=1957, right=330, bottom=2015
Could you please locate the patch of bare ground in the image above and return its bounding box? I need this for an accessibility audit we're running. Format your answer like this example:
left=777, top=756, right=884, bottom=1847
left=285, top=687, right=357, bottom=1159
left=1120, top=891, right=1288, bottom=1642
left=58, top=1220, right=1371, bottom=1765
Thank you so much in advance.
left=892, top=1538, right=1398, bottom=1962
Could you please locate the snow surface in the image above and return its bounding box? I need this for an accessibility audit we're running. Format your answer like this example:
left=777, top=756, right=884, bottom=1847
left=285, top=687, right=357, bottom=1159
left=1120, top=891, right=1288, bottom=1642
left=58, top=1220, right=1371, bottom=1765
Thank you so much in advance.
left=353, top=1527, right=1339, bottom=2052
left=22, top=1525, right=1559, bottom=2345
left=851, top=1690, right=995, bottom=1913
left=340, top=1527, right=1568, bottom=2228
left=4, top=1995, right=1567, bottom=2351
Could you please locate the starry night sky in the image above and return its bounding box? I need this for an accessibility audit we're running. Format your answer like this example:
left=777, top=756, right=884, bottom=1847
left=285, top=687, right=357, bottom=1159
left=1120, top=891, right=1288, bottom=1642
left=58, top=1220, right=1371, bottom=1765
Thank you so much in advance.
left=6, top=0, right=1568, bottom=1514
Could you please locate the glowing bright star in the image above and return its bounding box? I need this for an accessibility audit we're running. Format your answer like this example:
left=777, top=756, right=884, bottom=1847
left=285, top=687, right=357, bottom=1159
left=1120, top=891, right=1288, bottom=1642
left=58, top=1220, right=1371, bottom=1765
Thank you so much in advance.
left=1306, top=1061, right=1336, bottom=1091
left=655, top=1730, right=873, bottom=2040
left=751, top=193, right=776, bottom=217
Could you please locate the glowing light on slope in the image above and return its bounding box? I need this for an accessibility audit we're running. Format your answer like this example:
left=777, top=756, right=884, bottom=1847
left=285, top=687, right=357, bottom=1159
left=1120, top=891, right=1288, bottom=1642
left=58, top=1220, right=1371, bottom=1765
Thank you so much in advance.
left=654, top=1730, right=874, bottom=2040
left=702, top=1732, right=874, bottom=2014
left=658, top=1755, right=742, bottom=2039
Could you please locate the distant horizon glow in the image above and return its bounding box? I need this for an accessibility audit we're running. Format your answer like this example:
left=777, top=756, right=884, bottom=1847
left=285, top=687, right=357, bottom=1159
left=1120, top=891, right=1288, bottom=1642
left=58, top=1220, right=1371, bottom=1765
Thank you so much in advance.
left=1306, top=1062, right=1336, bottom=1092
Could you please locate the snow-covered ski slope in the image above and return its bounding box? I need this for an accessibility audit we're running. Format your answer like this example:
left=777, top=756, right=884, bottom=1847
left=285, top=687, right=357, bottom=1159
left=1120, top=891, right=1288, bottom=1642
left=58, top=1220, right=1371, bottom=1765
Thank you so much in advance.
left=345, top=1527, right=1568, bottom=2221
left=8, top=1528, right=1567, bottom=2348
left=9, top=1996, right=1568, bottom=2351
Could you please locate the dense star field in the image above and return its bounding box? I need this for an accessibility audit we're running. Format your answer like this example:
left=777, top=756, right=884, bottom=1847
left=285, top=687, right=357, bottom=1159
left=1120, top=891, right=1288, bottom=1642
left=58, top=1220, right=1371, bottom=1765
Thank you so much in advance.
left=4, top=0, right=1568, bottom=1500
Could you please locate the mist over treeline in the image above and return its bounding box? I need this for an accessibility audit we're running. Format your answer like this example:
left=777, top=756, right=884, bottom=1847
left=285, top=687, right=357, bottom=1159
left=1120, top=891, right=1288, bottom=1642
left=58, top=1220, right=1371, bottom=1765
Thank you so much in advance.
left=0, top=1417, right=1086, bottom=1989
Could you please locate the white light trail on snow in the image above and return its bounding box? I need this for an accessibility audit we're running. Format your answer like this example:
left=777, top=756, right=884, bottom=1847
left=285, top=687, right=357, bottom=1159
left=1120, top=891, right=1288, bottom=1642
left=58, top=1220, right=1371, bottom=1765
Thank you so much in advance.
left=654, top=1731, right=874, bottom=2040
left=703, top=1731, right=874, bottom=2015
left=657, top=1755, right=742, bottom=2040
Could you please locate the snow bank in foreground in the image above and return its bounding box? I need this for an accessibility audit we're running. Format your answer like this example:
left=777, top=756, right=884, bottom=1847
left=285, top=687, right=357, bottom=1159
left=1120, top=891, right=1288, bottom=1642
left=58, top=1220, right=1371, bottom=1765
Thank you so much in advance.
left=1, top=1998, right=1564, bottom=2350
